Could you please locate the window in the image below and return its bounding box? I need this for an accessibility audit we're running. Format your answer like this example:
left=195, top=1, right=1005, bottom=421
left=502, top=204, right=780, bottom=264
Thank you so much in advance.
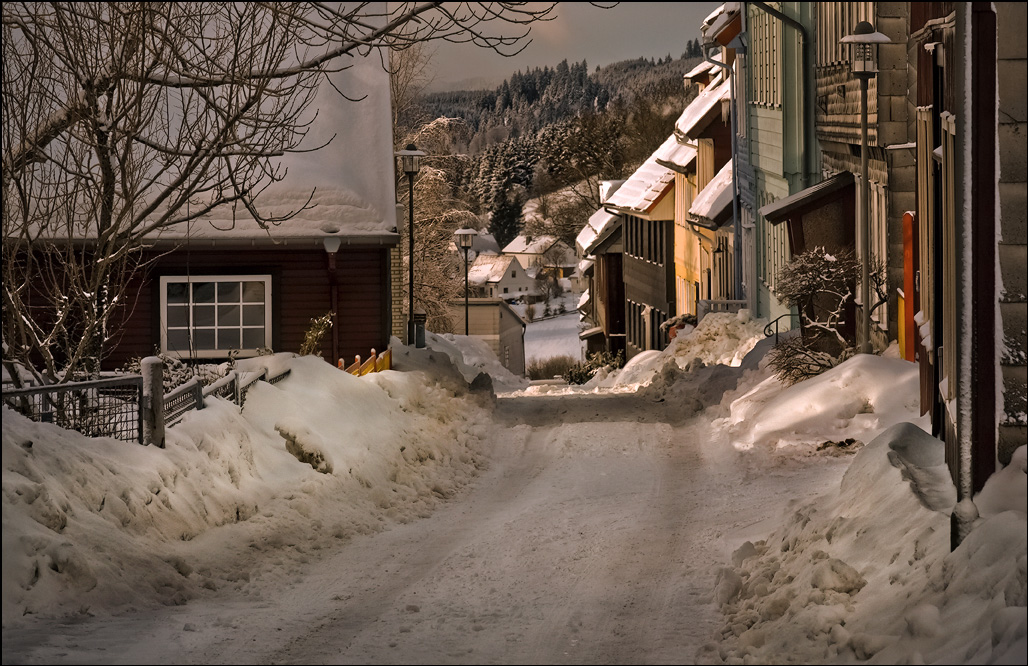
left=160, top=275, right=272, bottom=358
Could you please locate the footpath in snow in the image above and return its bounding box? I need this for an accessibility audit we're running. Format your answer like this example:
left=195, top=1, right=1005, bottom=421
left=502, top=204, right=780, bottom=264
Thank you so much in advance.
left=2, top=311, right=1024, bottom=664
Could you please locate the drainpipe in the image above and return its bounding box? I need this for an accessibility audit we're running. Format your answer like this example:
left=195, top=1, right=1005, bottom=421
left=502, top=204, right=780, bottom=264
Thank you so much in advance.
left=702, top=45, right=743, bottom=301
left=749, top=1, right=813, bottom=188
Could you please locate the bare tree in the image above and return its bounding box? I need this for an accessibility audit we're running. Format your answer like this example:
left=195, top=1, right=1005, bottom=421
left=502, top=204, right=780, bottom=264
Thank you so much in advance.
left=2, top=2, right=558, bottom=384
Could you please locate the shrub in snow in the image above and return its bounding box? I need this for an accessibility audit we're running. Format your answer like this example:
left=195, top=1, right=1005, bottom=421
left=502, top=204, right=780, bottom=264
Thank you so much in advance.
left=119, top=352, right=226, bottom=393
left=769, top=247, right=880, bottom=385
left=526, top=354, right=578, bottom=381
left=299, top=312, right=334, bottom=357
left=562, top=349, right=625, bottom=385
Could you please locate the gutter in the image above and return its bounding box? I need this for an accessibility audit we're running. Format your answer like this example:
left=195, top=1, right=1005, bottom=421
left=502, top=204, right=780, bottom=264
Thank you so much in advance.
left=701, top=44, right=744, bottom=300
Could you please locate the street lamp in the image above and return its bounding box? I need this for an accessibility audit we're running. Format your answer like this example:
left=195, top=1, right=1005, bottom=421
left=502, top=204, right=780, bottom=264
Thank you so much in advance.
left=396, top=143, right=425, bottom=345
left=841, top=21, right=890, bottom=354
left=454, top=228, right=478, bottom=336
left=323, top=236, right=342, bottom=363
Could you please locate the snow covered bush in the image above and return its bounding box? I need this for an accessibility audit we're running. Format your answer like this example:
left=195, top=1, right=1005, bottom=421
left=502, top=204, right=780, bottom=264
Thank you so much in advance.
left=562, top=349, right=625, bottom=385
left=773, top=247, right=858, bottom=349
left=119, top=353, right=227, bottom=393
left=769, top=247, right=875, bottom=384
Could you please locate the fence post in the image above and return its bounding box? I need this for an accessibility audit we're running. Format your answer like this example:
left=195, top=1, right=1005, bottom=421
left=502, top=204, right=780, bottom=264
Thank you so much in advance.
left=141, top=356, right=165, bottom=448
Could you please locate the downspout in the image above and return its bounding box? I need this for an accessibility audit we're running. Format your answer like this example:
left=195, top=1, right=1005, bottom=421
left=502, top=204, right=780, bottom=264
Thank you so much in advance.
left=702, top=45, right=743, bottom=300
left=750, top=2, right=813, bottom=188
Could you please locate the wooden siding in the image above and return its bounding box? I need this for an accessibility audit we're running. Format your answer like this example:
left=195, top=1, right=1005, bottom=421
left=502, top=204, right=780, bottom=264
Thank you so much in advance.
left=108, top=247, right=389, bottom=370
left=749, top=106, right=786, bottom=177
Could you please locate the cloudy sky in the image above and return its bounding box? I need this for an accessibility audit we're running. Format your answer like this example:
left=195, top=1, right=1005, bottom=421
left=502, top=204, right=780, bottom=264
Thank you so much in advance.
left=425, top=2, right=722, bottom=91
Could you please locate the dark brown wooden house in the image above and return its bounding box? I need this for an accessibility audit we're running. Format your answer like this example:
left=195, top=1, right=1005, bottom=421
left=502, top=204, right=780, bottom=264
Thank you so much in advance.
left=576, top=201, right=626, bottom=357
left=109, top=221, right=398, bottom=372
left=104, top=51, right=402, bottom=372
left=904, top=3, right=1026, bottom=539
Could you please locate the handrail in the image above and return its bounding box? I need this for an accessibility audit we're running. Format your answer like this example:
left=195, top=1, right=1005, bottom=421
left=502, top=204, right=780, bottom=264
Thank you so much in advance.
left=764, top=313, right=797, bottom=344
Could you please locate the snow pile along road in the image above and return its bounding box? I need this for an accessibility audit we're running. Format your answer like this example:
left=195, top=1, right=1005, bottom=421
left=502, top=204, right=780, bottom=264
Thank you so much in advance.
left=697, top=350, right=1027, bottom=665
left=1, top=353, right=492, bottom=624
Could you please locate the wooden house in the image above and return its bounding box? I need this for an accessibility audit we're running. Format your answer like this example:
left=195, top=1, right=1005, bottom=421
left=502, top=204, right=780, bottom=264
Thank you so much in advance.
left=724, top=2, right=820, bottom=327
left=603, top=147, right=677, bottom=358
left=668, top=56, right=738, bottom=321
left=902, top=2, right=1026, bottom=532
left=812, top=2, right=912, bottom=351
left=576, top=198, right=626, bottom=357
left=106, top=47, right=400, bottom=371
left=466, top=254, right=535, bottom=301
left=449, top=297, right=527, bottom=376
left=501, top=234, right=577, bottom=279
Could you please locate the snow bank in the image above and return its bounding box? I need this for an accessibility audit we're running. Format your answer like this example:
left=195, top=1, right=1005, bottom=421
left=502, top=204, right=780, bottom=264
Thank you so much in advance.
left=700, top=424, right=1026, bottom=665
left=2, top=354, right=492, bottom=624
left=429, top=332, right=529, bottom=392
left=593, top=310, right=766, bottom=389
left=715, top=353, right=928, bottom=452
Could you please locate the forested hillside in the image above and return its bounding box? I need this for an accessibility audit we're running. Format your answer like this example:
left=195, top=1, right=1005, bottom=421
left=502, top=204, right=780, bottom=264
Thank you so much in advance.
left=393, top=49, right=705, bottom=329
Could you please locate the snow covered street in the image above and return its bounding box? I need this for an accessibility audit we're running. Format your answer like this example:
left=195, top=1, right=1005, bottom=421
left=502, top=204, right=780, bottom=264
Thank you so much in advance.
left=3, top=315, right=1024, bottom=664
left=2, top=382, right=847, bottom=664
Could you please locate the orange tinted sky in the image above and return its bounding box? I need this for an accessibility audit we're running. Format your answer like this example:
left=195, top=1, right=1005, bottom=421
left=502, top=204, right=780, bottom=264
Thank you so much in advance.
left=426, top=2, right=722, bottom=91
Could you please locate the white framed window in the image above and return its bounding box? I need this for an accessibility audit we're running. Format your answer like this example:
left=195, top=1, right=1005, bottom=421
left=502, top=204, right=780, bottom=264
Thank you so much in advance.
left=160, top=275, right=272, bottom=358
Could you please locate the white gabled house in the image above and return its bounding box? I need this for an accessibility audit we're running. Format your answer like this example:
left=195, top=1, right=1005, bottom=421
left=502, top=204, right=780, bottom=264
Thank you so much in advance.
left=501, top=234, right=576, bottom=279
left=466, top=254, right=535, bottom=301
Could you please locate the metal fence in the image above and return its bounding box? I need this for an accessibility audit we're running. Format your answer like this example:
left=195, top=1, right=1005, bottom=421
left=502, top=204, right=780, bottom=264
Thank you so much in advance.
left=164, top=368, right=290, bottom=428
left=697, top=299, right=748, bottom=322
left=2, top=376, right=144, bottom=443
left=2, top=365, right=291, bottom=444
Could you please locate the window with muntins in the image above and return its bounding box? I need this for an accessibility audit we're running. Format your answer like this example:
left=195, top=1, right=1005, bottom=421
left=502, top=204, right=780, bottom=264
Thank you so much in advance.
left=160, top=275, right=272, bottom=358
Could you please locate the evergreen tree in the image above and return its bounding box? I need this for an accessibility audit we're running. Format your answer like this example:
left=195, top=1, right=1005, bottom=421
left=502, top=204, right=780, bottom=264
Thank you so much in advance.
left=489, top=193, right=524, bottom=249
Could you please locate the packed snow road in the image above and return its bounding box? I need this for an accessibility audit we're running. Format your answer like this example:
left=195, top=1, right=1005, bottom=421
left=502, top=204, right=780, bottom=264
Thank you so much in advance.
left=3, top=387, right=841, bottom=665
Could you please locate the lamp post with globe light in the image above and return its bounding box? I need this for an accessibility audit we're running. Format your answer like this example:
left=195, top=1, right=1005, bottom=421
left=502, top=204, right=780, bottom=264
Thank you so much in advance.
left=841, top=21, right=890, bottom=354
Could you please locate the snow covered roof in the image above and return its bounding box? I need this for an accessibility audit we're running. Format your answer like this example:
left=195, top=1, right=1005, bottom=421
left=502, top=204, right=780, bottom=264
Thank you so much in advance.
left=467, top=253, right=520, bottom=286
left=703, top=2, right=742, bottom=45
left=653, top=134, right=697, bottom=174
left=599, top=180, right=627, bottom=204
left=142, top=43, right=396, bottom=246
left=503, top=234, right=559, bottom=255
left=684, top=59, right=716, bottom=81
left=675, top=76, right=731, bottom=140
left=449, top=231, right=501, bottom=257
left=603, top=136, right=677, bottom=216
left=576, top=207, right=620, bottom=255
left=150, top=186, right=395, bottom=246
left=689, top=160, right=734, bottom=229
left=577, top=258, right=594, bottom=275
left=577, top=289, right=590, bottom=310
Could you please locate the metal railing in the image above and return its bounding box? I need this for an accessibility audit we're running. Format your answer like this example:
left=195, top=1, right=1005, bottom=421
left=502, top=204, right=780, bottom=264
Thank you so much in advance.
left=697, top=299, right=748, bottom=322
left=164, top=367, right=289, bottom=428
left=763, top=312, right=801, bottom=344
left=2, top=364, right=291, bottom=443
left=2, top=376, right=144, bottom=443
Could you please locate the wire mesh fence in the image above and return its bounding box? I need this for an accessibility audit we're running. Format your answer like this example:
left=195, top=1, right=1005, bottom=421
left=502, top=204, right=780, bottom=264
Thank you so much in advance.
left=2, top=365, right=291, bottom=444
left=2, top=376, right=144, bottom=443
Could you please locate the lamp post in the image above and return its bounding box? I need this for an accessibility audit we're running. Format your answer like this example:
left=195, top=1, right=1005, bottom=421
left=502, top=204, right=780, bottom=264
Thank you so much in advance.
left=396, top=143, right=425, bottom=345
left=841, top=21, right=890, bottom=354
left=323, top=236, right=342, bottom=364
left=454, top=228, right=478, bottom=336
